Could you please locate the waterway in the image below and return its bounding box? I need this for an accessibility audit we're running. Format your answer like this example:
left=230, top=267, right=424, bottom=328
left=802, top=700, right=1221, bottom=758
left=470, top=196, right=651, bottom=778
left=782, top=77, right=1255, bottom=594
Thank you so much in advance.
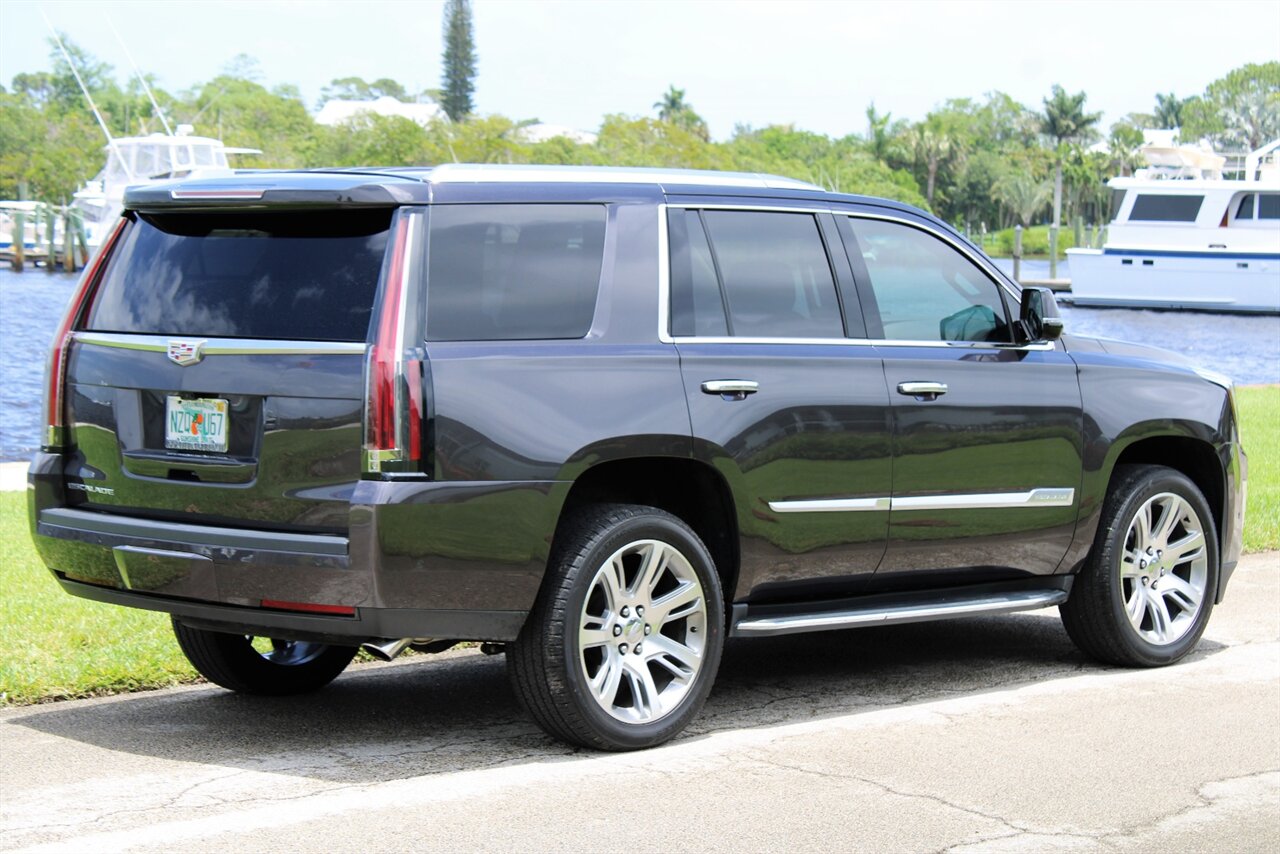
left=1, top=266, right=1277, bottom=461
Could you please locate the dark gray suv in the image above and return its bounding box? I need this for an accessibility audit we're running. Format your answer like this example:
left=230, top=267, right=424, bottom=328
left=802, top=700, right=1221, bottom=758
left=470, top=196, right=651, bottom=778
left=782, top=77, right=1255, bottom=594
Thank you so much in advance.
left=28, top=165, right=1247, bottom=749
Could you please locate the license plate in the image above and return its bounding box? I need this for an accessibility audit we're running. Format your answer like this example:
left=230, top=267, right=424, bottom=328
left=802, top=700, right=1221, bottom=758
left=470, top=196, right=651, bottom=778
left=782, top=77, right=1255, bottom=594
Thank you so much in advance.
left=165, top=396, right=229, bottom=453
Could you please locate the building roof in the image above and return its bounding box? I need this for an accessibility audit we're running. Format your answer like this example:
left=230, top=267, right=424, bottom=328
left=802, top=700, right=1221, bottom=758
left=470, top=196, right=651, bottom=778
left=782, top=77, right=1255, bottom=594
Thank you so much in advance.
left=314, top=96, right=443, bottom=128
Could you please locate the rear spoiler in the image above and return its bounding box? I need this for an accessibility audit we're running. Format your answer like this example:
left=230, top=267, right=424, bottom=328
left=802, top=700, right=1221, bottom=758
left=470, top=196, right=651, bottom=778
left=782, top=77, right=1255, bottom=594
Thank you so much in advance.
left=125, top=176, right=432, bottom=211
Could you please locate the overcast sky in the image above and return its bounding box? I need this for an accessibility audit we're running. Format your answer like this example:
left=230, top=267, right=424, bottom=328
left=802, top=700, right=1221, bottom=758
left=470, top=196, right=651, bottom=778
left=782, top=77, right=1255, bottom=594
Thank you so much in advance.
left=2, top=0, right=1277, bottom=141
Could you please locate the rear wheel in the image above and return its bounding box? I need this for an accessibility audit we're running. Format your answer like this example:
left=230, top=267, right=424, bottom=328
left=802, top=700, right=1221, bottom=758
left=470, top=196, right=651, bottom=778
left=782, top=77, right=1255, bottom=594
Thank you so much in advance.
left=172, top=618, right=357, bottom=695
left=508, top=504, right=724, bottom=750
left=1061, top=465, right=1218, bottom=667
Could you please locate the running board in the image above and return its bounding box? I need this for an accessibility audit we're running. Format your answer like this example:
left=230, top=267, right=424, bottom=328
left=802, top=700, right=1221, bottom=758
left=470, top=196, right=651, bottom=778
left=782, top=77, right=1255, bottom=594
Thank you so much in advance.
left=730, top=579, right=1072, bottom=638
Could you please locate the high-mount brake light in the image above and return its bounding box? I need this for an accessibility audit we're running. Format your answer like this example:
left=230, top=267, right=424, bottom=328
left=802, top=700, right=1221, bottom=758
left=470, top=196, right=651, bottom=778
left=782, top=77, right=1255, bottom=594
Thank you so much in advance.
left=363, top=215, right=425, bottom=474
left=42, top=218, right=128, bottom=450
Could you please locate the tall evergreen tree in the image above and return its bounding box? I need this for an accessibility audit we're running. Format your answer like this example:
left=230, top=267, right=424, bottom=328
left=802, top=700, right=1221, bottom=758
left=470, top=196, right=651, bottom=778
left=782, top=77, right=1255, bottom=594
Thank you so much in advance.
left=441, top=0, right=476, bottom=122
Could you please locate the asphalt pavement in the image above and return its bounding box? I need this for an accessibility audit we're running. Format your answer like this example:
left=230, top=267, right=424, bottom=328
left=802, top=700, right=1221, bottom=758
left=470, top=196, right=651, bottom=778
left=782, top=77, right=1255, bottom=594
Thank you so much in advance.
left=2, top=552, right=1277, bottom=853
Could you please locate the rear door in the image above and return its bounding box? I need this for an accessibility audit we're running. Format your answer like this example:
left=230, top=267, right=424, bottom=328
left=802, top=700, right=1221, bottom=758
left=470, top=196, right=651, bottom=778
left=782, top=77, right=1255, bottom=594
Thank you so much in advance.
left=669, top=203, right=892, bottom=603
left=837, top=211, right=1084, bottom=579
left=62, top=207, right=396, bottom=533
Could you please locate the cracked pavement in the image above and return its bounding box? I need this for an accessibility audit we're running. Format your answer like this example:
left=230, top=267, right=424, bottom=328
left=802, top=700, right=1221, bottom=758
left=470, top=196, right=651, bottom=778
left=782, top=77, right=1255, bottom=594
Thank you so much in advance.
left=2, top=552, right=1277, bottom=853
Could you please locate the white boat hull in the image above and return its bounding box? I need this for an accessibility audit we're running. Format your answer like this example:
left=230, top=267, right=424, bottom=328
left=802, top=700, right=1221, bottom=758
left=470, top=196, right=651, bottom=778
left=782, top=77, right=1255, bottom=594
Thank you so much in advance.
left=1066, top=247, right=1280, bottom=313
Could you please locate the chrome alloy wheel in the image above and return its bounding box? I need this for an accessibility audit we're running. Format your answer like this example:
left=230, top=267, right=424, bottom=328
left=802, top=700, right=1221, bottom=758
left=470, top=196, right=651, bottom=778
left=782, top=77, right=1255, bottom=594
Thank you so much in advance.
left=1119, top=492, right=1210, bottom=646
left=578, top=539, right=708, bottom=724
left=249, top=637, right=329, bottom=666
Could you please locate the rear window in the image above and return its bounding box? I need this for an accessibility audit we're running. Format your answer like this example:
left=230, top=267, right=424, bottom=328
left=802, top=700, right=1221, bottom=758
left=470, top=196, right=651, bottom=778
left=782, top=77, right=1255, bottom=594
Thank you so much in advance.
left=425, top=204, right=606, bottom=341
left=85, top=210, right=392, bottom=342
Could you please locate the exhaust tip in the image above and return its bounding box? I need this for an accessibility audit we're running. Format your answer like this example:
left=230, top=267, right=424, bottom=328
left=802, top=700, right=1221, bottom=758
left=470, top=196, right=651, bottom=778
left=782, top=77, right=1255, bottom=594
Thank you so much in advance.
left=361, top=637, right=415, bottom=662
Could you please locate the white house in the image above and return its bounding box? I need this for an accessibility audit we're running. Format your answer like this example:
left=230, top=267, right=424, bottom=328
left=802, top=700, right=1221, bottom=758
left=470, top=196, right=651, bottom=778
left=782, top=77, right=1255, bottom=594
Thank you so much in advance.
left=315, top=96, right=444, bottom=128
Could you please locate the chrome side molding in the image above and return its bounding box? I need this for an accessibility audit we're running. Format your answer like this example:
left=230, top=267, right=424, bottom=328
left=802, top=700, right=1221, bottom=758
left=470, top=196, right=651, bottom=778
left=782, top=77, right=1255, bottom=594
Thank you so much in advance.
left=769, top=497, right=891, bottom=513
left=768, top=488, right=1075, bottom=514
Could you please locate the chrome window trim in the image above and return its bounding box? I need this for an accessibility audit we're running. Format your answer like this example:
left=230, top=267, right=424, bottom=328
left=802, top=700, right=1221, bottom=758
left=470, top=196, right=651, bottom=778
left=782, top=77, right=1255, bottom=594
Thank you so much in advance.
left=73, top=332, right=368, bottom=356
left=768, top=488, right=1075, bottom=514
left=668, top=336, right=1055, bottom=351
left=657, top=203, right=1055, bottom=352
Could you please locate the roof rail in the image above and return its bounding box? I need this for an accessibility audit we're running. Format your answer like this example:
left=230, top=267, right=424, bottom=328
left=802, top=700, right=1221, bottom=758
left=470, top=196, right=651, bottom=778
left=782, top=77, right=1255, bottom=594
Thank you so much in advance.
left=425, top=163, right=823, bottom=191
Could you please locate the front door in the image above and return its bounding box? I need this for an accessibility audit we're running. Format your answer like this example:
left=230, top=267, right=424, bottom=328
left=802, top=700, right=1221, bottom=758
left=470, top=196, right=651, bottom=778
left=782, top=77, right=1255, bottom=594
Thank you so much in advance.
left=839, top=213, right=1084, bottom=579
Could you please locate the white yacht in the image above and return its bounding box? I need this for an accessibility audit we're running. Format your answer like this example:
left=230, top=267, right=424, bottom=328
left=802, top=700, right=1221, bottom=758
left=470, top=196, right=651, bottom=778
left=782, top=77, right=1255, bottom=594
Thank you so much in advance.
left=73, top=125, right=259, bottom=247
left=1067, top=134, right=1280, bottom=313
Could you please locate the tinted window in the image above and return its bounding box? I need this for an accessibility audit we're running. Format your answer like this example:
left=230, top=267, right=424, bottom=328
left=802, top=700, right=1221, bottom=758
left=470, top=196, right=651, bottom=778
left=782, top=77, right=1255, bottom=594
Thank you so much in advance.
left=426, top=204, right=605, bottom=341
left=700, top=210, right=842, bottom=338
left=1236, top=194, right=1256, bottom=219
left=1129, top=194, right=1203, bottom=222
left=86, top=210, right=391, bottom=342
left=668, top=209, right=728, bottom=337
left=849, top=218, right=1011, bottom=343
left=1258, top=193, right=1280, bottom=219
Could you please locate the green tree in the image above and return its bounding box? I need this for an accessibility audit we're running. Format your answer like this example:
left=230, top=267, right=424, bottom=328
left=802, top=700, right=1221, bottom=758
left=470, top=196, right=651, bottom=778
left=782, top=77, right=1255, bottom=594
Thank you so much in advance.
left=441, top=0, right=477, bottom=121
left=0, top=90, right=101, bottom=201
left=654, top=85, right=710, bottom=141
left=1153, top=93, right=1189, bottom=129
left=995, top=171, right=1051, bottom=227
left=903, top=120, right=956, bottom=209
left=1108, top=123, right=1145, bottom=177
left=1180, top=62, right=1280, bottom=150
left=319, top=76, right=410, bottom=107
left=184, top=75, right=316, bottom=167
left=1040, top=85, right=1101, bottom=230
left=864, top=103, right=906, bottom=164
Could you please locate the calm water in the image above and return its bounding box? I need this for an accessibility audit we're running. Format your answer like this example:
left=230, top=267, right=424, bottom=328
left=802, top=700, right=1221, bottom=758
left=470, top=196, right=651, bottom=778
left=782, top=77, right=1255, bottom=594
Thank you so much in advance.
left=1, top=266, right=1277, bottom=461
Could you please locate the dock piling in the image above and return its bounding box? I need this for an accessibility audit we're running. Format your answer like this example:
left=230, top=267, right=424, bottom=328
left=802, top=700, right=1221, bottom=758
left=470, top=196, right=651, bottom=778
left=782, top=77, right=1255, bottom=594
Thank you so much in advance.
left=10, top=212, right=25, bottom=271
left=1012, top=224, right=1022, bottom=283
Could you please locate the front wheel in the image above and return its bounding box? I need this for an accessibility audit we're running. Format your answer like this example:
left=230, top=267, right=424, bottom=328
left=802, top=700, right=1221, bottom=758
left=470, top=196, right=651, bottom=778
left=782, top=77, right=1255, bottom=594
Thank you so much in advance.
left=1061, top=465, right=1218, bottom=667
left=508, top=504, right=724, bottom=751
left=172, top=618, right=357, bottom=695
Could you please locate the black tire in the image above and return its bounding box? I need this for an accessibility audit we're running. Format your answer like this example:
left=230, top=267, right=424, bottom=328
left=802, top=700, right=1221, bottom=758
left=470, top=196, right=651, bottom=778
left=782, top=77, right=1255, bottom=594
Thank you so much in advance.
left=508, top=504, right=725, bottom=751
left=172, top=618, right=357, bottom=695
left=1061, top=465, right=1218, bottom=667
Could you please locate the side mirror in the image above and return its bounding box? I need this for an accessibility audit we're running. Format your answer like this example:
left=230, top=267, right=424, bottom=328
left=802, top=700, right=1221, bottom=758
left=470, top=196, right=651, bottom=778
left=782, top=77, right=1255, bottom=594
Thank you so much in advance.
left=1019, top=286, right=1064, bottom=342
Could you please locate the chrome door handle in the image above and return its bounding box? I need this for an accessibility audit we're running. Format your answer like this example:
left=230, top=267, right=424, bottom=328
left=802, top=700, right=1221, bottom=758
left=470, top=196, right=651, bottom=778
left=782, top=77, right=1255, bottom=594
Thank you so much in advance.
left=897, top=381, right=948, bottom=400
left=702, top=380, right=759, bottom=399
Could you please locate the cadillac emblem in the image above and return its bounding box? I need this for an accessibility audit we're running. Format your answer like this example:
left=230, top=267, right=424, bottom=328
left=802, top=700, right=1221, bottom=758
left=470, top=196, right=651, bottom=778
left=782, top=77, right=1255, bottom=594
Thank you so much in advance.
left=167, top=339, right=206, bottom=366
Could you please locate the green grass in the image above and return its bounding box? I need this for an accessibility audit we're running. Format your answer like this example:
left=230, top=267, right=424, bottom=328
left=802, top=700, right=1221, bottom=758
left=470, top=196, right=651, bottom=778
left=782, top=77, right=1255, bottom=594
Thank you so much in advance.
left=975, top=224, right=1084, bottom=261
left=1, top=385, right=1276, bottom=705
left=1238, top=385, right=1280, bottom=553
left=0, top=493, right=197, bottom=704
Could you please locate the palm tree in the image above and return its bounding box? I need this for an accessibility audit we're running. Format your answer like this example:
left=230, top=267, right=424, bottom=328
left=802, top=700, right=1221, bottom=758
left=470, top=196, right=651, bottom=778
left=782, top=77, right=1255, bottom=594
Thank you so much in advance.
left=905, top=123, right=954, bottom=209
left=654, top=86, right=688, bottom=123
left=865, top=103, right=894, bottom=163
left=995, top=172, right=1051, bottom=227
left=653, top=85, right=709, bottom=141
left=1041, top=86, right=1101, bottom=272
left=1154, top=93, right=1187, bottom=130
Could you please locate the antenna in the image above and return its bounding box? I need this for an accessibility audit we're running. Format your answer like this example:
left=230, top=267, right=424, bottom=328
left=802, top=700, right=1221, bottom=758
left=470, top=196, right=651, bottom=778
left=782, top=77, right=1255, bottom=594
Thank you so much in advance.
left=40, top=8, right=136, bottom=180
left=105, top=12, right=173, bottom=136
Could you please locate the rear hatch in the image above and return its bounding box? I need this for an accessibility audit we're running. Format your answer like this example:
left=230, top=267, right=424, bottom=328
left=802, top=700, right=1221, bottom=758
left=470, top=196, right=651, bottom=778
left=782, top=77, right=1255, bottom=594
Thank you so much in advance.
left=61, top=207, right=393, bottom=533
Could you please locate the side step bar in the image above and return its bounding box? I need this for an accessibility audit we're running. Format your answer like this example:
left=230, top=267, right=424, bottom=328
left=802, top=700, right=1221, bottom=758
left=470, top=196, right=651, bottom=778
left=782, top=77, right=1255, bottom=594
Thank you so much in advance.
left=730, top=579, right=1072, bottom=638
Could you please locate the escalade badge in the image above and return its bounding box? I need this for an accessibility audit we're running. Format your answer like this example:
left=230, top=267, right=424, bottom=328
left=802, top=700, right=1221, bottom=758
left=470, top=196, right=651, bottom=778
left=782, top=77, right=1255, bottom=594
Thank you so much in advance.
left=168, top=339, right=206, bottom=366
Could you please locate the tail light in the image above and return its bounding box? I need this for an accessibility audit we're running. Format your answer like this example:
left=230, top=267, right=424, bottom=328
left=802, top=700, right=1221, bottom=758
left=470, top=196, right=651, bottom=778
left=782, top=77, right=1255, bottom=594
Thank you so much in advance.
left=42, top=218, right=129, bottom=450
left=363, top=214, right=426, bottom=475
